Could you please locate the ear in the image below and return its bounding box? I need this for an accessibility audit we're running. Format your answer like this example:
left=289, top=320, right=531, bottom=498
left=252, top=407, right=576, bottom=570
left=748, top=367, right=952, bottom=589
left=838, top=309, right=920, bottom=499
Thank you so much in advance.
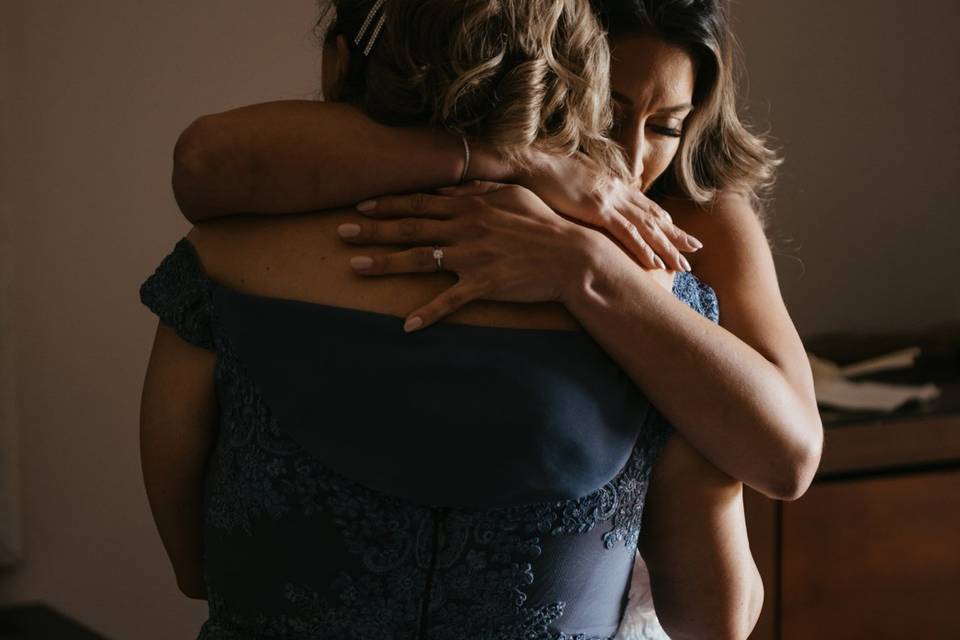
left=332, top=34, right=351, bottom=97
left=321, top=34, right=352, bottom=101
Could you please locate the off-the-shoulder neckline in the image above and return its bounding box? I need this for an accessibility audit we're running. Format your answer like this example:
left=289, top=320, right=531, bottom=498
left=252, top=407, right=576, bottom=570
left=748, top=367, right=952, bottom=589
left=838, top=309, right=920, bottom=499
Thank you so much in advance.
left=175, top=236, right=706, bottom=336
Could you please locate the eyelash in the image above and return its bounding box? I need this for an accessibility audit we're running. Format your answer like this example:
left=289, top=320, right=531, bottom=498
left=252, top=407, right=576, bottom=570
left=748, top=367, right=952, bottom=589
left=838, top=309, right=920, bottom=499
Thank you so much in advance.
left=611, top=112, right=683, bottom=139
left=648, top=124, right=683, bottom=138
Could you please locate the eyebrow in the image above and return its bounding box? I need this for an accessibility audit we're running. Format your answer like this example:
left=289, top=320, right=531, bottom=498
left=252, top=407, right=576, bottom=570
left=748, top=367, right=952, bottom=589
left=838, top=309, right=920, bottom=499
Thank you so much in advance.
left=611, top=91, right=693, bottom=115
left=656, top=103, right=694, bottom=115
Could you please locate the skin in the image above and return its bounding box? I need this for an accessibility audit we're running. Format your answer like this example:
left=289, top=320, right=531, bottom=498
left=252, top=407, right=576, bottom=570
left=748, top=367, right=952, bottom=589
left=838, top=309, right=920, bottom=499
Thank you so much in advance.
left=140, top=323, right=216, bottom=600
left=324, top=35, right=769, bottom=634
left=313, top=33, right=681, bottom=307
left=608, top=34, right=695, bottom=191
left=329, top=35, right=822, bottom=499
left=139, top=28, right=779, bottom=637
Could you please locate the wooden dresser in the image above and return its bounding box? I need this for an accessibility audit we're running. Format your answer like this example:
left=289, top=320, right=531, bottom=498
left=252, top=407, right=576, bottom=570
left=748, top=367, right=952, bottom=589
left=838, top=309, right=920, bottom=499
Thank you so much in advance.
left=746, top=329, right=960, bottom=640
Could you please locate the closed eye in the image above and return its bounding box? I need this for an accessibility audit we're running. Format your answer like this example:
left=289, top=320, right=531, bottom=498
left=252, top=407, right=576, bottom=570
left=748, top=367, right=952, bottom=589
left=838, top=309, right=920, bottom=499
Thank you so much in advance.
left=648, top=124, right=682, bottom=138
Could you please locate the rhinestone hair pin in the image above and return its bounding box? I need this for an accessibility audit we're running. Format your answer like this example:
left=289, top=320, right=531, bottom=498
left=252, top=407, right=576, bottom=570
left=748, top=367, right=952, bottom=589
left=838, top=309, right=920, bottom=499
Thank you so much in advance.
left=354, top=0, right=387, bottom=57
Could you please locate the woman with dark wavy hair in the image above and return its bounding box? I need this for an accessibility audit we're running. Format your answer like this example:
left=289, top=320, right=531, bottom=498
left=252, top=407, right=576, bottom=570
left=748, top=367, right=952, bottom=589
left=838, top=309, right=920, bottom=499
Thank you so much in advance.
left=139, top=1, right=820, bottom=637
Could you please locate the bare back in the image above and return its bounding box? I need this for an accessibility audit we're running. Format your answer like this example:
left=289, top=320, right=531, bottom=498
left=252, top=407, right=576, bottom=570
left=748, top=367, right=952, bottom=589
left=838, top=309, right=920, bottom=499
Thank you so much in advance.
left=186, top=208, right=678, bottom=331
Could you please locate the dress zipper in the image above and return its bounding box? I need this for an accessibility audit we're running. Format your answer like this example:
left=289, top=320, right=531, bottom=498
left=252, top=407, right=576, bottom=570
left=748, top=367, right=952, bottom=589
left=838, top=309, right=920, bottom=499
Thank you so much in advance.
left=418, top=506, right=449, bottom=640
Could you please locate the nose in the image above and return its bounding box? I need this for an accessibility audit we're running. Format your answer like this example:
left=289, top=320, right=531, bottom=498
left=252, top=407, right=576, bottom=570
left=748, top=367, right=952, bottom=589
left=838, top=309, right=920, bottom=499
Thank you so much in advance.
left=624, top=122, right=645, bottom=183
left=628, top=146, right=644, bottom=182
left=627, top=136, right=645, bottom=180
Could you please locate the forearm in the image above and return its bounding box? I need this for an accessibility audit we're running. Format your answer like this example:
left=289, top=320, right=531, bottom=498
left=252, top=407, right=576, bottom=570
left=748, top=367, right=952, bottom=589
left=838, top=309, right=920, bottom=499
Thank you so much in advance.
left=646, top=534, right=762, bottom=638
left=172, top=100, right=512, bottom=222
left=644, top=490, right=763, bottom=640
left=140, top=325, right=218, bottom=598
left=564, top=235, right=822, bottom=500
left=640, top=437, right=763, bottom=640
left=140, top=429, right=211, bottom=599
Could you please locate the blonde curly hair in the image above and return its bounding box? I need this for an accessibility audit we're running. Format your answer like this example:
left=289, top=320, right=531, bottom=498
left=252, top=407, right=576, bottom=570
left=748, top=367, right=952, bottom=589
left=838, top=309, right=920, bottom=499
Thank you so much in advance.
left=314, top=0, right=632, bottom=184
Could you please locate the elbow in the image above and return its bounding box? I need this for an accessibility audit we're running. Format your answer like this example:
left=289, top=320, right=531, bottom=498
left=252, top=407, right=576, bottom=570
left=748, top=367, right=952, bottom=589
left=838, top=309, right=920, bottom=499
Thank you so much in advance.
left=762, top=412, right=824, bottom=502
left=178, top=582, right=208, bottom=601
left=176, top=573, right=209, bottom=601
left=172, top=115, right=221, bottom=223
left=767, top=443, right=821, bottom=502
left=173, top=116, right=215, bottom=181
left=725, top=571, right=765, bottom=640
left=661, top=618, right=757, bottom=640
left=174, top=115, right=222, bottom=175
left=745, top=564, right=765, bottom=637
left=661, top=578, right=764, bottom=640
left=663, top=621, right=757, bottom=640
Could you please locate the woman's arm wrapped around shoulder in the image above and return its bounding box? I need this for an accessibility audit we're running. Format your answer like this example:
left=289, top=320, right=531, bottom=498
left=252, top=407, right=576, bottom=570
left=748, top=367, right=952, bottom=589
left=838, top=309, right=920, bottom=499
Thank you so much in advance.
left=171, top=101, right=821, bottom=500
left=172, top=100, right=512, bottom=222
left=171, top=100, right=699, bottom=272
left=639, top=434, right=764, bottom=640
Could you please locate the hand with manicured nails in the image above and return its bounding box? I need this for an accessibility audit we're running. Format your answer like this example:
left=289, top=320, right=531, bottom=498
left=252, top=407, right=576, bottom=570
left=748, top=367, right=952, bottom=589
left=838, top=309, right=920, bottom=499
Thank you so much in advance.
left=511, top=149, right=703, bottom=272
left=338, top=181, right=617, bottom=332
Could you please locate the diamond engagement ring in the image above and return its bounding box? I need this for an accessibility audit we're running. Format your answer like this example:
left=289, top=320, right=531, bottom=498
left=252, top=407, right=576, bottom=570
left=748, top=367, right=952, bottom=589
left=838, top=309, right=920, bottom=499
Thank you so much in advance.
left=432, top=246, right=444, bottom=271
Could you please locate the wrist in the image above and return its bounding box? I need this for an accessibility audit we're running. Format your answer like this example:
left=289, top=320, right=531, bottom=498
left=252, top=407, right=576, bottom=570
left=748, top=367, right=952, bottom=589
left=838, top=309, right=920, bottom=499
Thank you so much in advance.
left=560, top=227, right=657, bottom=317
left=559, top=227, right=618, bottom=308
left=508, top=146, right=556, bottom=189
left=177, top=573, right=208, bottom=600
left=464, top=138, right=514, bottom=183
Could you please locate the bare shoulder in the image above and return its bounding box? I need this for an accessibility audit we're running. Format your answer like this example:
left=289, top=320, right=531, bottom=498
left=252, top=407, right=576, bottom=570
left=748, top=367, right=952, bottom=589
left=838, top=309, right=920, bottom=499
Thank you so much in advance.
left=185, top=216, right=271, bottom=290
left=660, top=191, right=769, bottom=274
left=182, top=211, right=460, bottom=321
left=185, top=213, right=345, bottom=297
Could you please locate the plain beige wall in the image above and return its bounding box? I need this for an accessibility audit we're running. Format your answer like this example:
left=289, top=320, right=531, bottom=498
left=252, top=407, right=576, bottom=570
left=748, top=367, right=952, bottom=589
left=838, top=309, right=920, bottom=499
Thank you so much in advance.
left=1, top=1, right=957, bottom=639
left=734, top=0, right=960, bottom=337
left=0, top=0, right=22, bottom=569
left=0, top=1, right=322, bottom=638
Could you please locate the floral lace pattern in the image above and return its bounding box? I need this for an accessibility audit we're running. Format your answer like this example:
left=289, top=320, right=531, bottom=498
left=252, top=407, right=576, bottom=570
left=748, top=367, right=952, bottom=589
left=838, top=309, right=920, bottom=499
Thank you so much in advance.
left=139, top=240, right=215, bottom=350
left=198, top=327, right=650, bottom=638
left=673, top=268, right=720, bottom=323
left=141, top=239, right=720, bottom=640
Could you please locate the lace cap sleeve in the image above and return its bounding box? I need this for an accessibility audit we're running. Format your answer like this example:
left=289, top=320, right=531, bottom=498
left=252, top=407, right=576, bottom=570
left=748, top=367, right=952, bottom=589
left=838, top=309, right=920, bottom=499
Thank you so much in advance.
left=672, top=271, right=720, bottom=324
left=139, top=238, right=215, bottom=351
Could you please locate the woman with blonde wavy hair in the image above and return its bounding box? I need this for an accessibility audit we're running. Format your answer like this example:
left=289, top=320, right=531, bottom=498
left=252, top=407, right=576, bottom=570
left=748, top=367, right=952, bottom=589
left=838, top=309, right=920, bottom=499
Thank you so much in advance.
left=139, top=0, right=821, bottom=638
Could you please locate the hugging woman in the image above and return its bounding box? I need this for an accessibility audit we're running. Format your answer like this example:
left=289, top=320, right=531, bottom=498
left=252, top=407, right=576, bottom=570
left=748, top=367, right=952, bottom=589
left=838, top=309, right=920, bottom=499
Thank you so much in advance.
left=138, top=0, right=823, bottom=638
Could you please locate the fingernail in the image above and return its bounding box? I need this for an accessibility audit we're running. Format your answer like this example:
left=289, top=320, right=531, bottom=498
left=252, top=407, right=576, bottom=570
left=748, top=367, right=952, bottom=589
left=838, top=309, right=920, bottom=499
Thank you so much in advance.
left=404, top=316, right=423, bottom=332
left=654, top=256, right=666, bottom=270
left=356, top=199, right=377, bottom=212
left=680, top=255, right=692, bottom=272
left=338, top=223, right=361, bottom=238
left=350, top=256, right=373, bottom=270
left=688, top=237, right=703, bottom=250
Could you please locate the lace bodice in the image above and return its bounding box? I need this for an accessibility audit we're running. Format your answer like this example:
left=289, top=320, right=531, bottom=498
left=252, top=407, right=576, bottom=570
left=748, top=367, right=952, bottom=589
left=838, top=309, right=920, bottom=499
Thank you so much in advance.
left=139, top=238, right=720, bottom=640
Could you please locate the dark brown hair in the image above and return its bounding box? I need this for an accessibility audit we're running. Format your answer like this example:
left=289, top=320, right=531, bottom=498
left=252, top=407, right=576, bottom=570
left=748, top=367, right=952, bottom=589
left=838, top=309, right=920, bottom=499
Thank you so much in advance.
left=595, top=0, right=782, bottom=211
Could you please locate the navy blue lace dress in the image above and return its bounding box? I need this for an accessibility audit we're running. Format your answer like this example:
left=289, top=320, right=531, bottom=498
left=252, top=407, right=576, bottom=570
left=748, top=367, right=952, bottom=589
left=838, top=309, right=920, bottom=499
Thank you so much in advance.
left=139, top=238, right=720, bottom=640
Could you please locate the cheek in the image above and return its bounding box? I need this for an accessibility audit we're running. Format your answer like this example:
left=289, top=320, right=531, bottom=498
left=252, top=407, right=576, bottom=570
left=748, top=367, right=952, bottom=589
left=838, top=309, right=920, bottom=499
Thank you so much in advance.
left=643, top=138, right=682, bottom=186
